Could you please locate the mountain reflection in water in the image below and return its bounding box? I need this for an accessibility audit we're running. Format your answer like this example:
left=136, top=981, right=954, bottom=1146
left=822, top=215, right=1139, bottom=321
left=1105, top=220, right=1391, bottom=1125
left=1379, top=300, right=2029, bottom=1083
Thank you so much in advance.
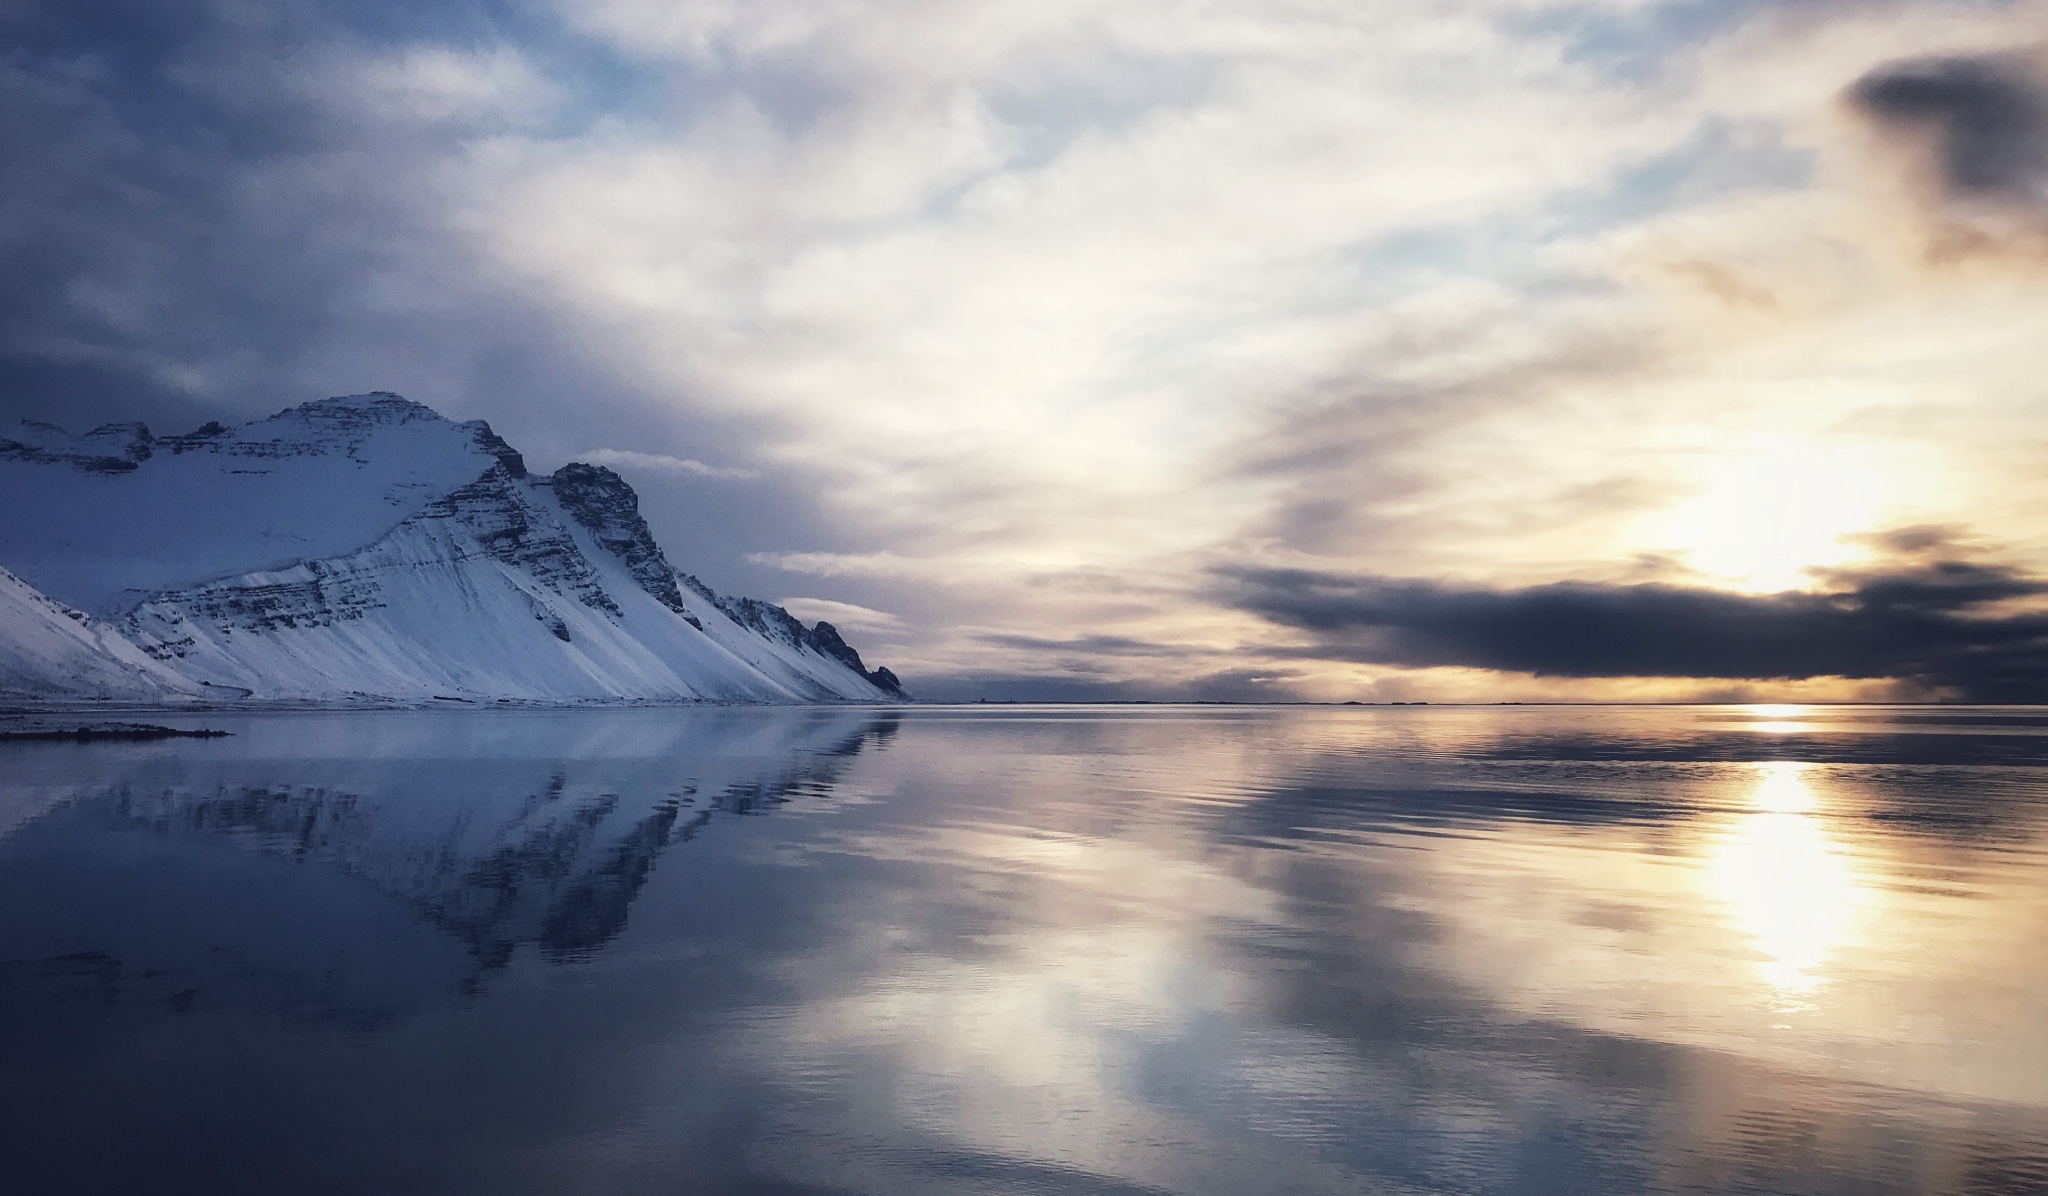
left=1, top=704, right=2046, bottom=1194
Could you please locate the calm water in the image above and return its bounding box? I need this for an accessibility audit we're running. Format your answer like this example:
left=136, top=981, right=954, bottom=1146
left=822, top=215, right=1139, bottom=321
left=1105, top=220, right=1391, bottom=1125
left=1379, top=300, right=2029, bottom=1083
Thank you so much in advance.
left=2, top=705, right=2046, bottom=1195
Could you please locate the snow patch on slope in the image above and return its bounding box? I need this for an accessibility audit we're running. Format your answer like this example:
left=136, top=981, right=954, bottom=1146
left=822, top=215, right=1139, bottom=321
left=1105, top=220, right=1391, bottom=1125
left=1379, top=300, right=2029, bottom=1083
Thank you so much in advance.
left=0, top=566, right=201, bottom=702
left=0, top=393, right=518, bottom=615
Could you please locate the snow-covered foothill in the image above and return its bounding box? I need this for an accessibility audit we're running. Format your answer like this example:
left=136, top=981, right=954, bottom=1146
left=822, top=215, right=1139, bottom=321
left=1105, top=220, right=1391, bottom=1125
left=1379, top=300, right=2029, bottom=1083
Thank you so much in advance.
left=0, top=566, right=202, bottom=702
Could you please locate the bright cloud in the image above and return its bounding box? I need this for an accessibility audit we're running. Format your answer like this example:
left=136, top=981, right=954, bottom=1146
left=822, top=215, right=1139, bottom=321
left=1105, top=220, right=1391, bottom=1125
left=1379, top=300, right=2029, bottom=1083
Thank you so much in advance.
left=573, top=448, right=759, bottom=480
left=774, top=597, right=906, bottom=635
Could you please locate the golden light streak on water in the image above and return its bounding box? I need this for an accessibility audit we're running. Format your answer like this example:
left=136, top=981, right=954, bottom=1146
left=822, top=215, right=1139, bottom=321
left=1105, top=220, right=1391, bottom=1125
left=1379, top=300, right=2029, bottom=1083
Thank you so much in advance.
left=1708, top=761, right=1867, bottom=1001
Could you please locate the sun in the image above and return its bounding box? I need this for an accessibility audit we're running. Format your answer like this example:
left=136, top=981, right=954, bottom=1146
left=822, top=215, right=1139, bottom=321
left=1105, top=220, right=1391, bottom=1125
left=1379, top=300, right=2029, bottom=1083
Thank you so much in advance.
left=1646, top=441, right=1896, bottom=592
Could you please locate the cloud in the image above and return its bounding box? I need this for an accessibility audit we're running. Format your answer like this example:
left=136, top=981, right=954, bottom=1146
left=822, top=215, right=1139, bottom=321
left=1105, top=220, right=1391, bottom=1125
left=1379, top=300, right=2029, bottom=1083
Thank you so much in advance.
left=573, top=449, right=758, bottom=480
left=350, top=45, right=561, bottom=127
left=8, top=0, right=2048, bottom=699
left=1216, top=536, right=2048, bottom=701
left=746, top=551, right=937, bottom=579
left=773, top=597, right=903, bottom=635
left=972, top=632, right=1189, bottom=658
left=905, top=666, right=1304, bottom=705
left=0, top=0, right=638, bottom=435
left=1847, top=49, right=2048, bottom=205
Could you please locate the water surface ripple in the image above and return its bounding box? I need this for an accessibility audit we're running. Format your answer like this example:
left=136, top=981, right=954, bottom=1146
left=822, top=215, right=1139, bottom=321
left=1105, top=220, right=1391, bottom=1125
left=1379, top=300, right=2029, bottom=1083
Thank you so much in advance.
left=2, top=704, right=2045, bottom=1194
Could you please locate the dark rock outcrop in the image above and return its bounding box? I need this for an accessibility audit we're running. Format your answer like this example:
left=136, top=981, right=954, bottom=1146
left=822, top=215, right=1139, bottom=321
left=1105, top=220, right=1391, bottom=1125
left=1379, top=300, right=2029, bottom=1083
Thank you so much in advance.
left=810, top=620, right=906, bottom=695
left=0, top=722, right=227, bottom=742
left=544, top=464, right=688, bottom=614
left=678, top=572, right=907, bottom=696
left=434, top=466, right=621, bottom=616
left=464, top=421, right=527, bottom=478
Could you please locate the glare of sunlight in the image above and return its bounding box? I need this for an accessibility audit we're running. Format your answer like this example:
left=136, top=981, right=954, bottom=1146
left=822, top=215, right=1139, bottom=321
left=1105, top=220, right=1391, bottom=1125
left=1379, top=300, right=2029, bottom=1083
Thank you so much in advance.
left=1748, top=760, right=1817, bottom=813
left=1746, top=704, right=1811, bottom=734
left=1652, top=443, right=1892, bottom=592
left=1708, top=763, right=1865, bottom=999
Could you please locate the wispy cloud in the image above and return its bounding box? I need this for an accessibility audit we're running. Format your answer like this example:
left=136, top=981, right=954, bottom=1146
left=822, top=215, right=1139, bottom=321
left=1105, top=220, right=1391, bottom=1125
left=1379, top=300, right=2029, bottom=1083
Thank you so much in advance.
left=775, top=597, right=904, bottom=635
left=573, top=449, right=758, bottom=480
left=347, top=44, right=564, bottom=128
left=746, top=551, right=936, bottom=579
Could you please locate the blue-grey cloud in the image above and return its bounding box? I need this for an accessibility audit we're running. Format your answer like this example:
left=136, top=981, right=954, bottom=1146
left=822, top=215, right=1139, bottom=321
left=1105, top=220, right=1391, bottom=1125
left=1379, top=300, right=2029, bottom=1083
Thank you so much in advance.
left=0, top=1, right=528, bottom=416
left=1848, top=49, right=2048, bottom=205
left=0, top=0, right=866, bottom=599
left=1218, top=531, right=2048, bottom=701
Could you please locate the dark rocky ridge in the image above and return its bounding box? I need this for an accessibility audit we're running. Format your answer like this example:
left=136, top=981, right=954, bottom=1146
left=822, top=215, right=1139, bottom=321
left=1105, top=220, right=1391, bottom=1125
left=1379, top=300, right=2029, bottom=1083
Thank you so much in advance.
left=808, top=620, right=904, bottom=696
left=543, top=464, right=687, bottom=615
left=527, top=460, right=906, bottom=696
left=680, top=574, right=906, bottom=696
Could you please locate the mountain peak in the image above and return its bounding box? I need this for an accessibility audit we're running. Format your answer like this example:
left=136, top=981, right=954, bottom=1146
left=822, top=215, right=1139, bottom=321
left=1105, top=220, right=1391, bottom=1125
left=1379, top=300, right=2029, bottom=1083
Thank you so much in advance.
left=266, top=392, right=450, bottom=437
left=294, top=392, right=442, bottom=419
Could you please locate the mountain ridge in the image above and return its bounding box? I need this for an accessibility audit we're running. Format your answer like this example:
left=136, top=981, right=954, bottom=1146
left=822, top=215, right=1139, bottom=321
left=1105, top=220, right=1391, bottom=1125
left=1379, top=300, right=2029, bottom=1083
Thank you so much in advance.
left=0, top=393, right=906, bottom=706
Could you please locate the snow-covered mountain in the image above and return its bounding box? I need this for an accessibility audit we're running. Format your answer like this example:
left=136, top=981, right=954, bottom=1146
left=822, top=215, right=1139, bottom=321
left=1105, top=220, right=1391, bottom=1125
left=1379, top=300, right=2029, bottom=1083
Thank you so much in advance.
left=0, top=394, right=905, bottom=705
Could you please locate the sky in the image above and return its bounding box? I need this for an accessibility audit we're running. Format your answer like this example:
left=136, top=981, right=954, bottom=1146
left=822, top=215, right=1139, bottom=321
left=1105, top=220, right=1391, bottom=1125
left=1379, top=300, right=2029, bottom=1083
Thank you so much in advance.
left=4, top=0, right=2048, bottom=702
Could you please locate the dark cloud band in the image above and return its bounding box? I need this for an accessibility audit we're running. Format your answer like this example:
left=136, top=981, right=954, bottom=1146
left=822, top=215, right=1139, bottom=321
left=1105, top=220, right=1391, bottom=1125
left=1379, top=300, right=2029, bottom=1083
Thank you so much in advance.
left=1217, top=550, right=2048, bottom=700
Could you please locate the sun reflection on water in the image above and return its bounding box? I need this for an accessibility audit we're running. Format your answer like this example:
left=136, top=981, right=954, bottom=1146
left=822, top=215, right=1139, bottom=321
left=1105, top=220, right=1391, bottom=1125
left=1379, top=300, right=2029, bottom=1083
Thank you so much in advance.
left=1742, top=703, right=1812, bottom=735
left=1709, top=761, right=1866, bottom=1002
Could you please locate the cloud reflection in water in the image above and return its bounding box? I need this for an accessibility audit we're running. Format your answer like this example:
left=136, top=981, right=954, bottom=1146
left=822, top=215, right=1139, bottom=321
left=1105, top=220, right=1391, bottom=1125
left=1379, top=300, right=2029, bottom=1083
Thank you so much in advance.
left=2, top=706, right=2047, bottom=1194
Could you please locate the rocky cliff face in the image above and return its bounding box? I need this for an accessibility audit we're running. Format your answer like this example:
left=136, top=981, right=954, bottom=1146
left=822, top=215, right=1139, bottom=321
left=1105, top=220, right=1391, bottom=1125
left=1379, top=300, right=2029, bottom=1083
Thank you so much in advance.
left=427, top=466, right=622, bottom=617
left=676, top=575, right=905, bottom=696
left=806, top=620, right=906, bottom=696
left=543, top=463, right=687, bottom=615
left=0, top=394, right=906, bottom=705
